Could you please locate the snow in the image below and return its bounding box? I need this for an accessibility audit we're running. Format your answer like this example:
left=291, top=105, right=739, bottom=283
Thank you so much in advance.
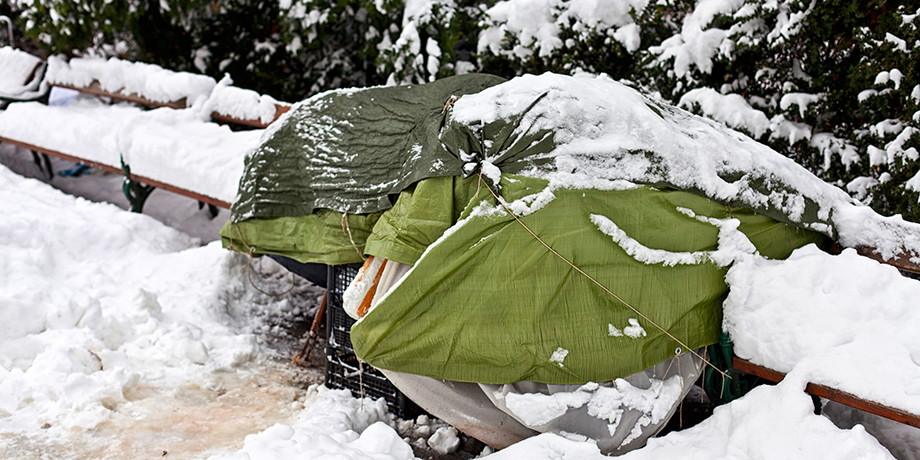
left=549, top=348, right=569, bottom=367
left=780, top=92, right=822, bottom=118
left=649, top=0, right=739, bottom=78
left=3, top=61, right=920, bottom=458
left=0, top=46, right=44, bottom=98
left=617, top=377, right=896, bottom=460
left=724, top=244, right=920, bottom=415
left=47, top=55, right=217, bottom=105
left=206, top=75, right=286, bottom=125
left=0, top=160, right=330, bottom=458
left=498, top=378, right=683, bottom=437
left=206, top=387, right=415, bottom=460
left=3, top=54, right=298, bottom=206
left=478, top=0, right=646, bottom=59
left=611, top=319, right=647, bottom=339
left=678, top=87, right=771, bottom=138
left=427, top=426, right=461, bottom=454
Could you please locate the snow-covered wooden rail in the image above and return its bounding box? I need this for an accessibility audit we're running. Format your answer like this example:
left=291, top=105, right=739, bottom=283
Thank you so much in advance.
left=50, top=79, right=292, bottom=128
left=733, top=357, right=920, bottom=429
left=0, top=135, right=235, bottom=209
left=44, top=55, right=292, bottom=128
left=0, top=55, right=288, bottom=212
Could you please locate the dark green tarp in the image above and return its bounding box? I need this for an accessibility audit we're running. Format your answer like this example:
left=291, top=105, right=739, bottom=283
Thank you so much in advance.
left=231, top=74, right=506, bottom=221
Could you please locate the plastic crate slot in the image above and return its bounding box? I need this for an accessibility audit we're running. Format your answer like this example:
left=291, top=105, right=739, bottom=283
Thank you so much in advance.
left=324, top=264, right=423, bottom=420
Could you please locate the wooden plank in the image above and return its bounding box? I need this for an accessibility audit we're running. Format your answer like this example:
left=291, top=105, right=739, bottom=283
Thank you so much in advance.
left=733, top=357, right=920, bottom=428
left=855, top=246, right=920, bottom=275
left=51, top=82, right=188, bottom=110
left=210, top=103, right=291, bottom=129
left=53, top=81, right=292, bottom=129
left=0, top=135, right=231, bottom=209
left=827, top=242, right=920, bottom=275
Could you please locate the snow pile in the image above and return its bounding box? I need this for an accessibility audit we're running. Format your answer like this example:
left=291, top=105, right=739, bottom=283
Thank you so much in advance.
left=47, top=55, right=217, bottom=105
left=0, top=95, right=261, bottom=203
left=0, top=164, right=259, bottom=437
left=617, top=378, right=896, bottom=460
left=0, top=46, right=44, bottom=98
left=206, top=75, right=287, bottom=125
left=824, top=402, right=920, bottom=460
left=43, top=56, right=290, bottom=124
left=206, top=387, right=415, bottom=460
left=448, top=73, right=920, bottom=263
left=724, top=244, right=920, bottom=415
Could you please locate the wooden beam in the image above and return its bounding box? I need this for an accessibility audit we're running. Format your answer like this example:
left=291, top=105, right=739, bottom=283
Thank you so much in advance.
left=0, top=135, right=231, bottom=209
left=52, top=81, right=293, bottom=129
left=733, top=357, right=920, bottom=429
left=51, top=82, right=188, bottom=110
left=211, top=103, right=291, bottom=129
left=827, top=242, right=920, bottom=275
left=855, top=246, right=920, bottom=275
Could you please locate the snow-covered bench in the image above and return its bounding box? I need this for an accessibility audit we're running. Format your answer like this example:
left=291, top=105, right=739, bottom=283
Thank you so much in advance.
left=0, top=56, right=289, bottom=212
left=712, top=241, right=920, bottom=431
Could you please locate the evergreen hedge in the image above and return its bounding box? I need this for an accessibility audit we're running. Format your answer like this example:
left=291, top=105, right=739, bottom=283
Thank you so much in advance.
left=5, top=0, right=919, bottom=222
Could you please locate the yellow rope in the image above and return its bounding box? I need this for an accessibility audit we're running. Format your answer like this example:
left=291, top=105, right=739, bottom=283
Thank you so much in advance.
left=342, top=211, right=367, bottom=261
left=477, top=173, right=731, bottom=381
left=228, top=223, right=296, bottom=297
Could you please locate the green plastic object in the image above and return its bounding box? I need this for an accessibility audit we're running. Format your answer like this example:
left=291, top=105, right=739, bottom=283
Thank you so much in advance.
left=120, top=157, right=155, bottom=213
left=702, top=333, right=768, bottom=406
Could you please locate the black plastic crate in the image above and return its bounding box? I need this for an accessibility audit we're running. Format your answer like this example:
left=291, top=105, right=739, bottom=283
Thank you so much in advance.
left=325, top=264, right=422, bottom=419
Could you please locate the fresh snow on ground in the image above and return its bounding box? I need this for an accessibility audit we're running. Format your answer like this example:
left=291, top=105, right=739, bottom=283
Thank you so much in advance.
left=3, top=139, right=918, bottom=459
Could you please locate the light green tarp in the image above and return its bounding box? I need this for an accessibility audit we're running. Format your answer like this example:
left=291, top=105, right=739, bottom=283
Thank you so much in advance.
left=221, top=74, right=828, bottom=384
left=357, top=176, right=822, bottom=384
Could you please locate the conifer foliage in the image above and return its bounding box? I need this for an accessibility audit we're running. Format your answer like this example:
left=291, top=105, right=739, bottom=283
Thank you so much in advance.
left=5, top=0, right=920, bottom=221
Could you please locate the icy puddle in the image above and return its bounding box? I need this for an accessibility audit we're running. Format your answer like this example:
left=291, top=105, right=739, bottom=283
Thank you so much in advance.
left=3, top=360, right=324, bottom=460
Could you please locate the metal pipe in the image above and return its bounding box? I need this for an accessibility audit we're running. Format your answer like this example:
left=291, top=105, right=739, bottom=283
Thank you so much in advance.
left=0, top=16, right=13, bottom=47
